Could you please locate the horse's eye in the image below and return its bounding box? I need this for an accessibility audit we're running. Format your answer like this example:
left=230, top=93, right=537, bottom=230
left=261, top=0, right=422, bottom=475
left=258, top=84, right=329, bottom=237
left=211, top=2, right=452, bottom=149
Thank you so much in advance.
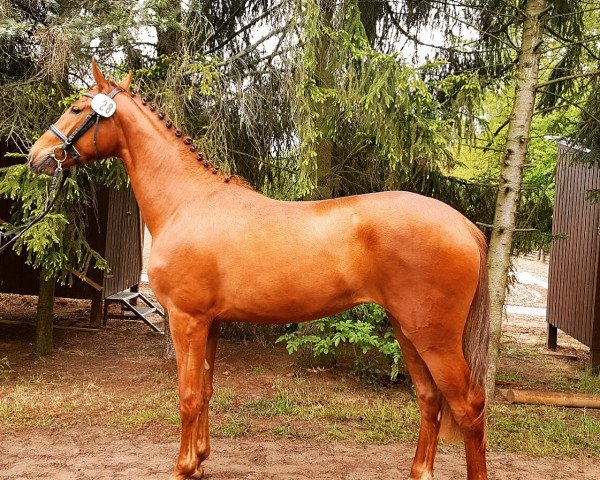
left=71, top=106, right=82, bottom=114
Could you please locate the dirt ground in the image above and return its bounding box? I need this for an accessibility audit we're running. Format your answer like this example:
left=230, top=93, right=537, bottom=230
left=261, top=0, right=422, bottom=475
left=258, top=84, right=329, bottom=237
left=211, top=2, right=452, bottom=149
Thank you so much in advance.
left=2, top=428, right=600, bottom=480
left=1, top=254, right=598, bottom=480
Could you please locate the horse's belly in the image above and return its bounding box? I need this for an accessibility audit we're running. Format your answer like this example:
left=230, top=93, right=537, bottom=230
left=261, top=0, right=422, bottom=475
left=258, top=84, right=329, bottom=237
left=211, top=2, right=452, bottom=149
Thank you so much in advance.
left=217, top=264, right=372, bottom=324
left=219, top=294, right=366, bottom=325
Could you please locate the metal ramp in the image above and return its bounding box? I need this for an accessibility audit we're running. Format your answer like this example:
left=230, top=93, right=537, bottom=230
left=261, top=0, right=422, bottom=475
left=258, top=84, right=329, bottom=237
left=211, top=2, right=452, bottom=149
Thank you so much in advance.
left=103, top=291, right=165, bottom=333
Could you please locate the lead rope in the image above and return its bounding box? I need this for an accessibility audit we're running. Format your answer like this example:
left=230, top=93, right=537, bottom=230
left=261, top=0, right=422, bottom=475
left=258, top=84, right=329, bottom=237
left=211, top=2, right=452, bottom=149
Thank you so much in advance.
left=0, top=162, right=66, bottom=255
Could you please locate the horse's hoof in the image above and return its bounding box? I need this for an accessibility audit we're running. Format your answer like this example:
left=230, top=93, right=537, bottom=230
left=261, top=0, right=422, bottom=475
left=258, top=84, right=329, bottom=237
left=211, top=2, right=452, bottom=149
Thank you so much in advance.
left=408, top=474, right=433, bottom=480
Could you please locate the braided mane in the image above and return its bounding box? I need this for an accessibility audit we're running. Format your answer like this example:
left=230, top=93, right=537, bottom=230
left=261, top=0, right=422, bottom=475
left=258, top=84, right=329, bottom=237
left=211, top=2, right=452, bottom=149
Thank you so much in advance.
left=118, top=82, right=253, bottom=190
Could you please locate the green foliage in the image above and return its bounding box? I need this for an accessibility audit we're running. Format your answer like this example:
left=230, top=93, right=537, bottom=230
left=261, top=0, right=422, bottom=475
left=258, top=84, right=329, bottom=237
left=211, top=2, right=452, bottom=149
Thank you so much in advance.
left=292, top=1, right=486, bottom=195
left=0, top=161, right=126, bottom=282
left=449, top=88, right=583, bottom=252
left=277, top=304, right=403, bottom=381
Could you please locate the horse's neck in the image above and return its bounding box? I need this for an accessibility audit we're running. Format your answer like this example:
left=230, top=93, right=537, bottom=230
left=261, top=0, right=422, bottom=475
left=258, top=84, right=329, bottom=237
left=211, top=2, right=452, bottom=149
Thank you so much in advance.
left=114, top=100, right=224, bottom=235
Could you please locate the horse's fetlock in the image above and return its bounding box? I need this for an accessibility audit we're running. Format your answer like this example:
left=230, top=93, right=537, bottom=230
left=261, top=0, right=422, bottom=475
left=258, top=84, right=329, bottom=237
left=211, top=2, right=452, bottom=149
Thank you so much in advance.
left=197, top=442, right=211, bottom=462
left=174, top=458, right=197, bottom=477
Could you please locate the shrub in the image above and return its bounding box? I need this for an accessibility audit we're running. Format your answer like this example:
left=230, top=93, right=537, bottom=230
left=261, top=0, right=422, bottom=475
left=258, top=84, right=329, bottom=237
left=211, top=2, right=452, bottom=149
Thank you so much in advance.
left=277, top=304, right=403, bottom=382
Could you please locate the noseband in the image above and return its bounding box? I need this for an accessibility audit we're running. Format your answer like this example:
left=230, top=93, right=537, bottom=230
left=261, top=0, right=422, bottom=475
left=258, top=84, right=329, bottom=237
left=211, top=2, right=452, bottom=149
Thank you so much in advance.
left=47, top=87, right=122, bottom=165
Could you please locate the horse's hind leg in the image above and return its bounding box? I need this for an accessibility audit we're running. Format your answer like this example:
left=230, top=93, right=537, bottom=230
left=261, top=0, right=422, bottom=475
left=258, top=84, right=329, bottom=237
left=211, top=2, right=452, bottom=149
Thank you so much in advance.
left=406, top=326, right=487, bottom=480
left=388, top=314, right=442, bottom=480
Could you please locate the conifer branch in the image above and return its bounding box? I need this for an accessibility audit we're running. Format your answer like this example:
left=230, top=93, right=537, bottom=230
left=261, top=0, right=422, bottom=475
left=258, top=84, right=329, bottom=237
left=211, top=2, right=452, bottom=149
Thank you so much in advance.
left=536, top=70, right=600, bottom=89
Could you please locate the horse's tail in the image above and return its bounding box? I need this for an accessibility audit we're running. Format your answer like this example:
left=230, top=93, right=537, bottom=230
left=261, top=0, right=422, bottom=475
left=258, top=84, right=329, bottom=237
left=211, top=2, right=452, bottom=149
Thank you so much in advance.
left=439, top=224, right=490, bottom=441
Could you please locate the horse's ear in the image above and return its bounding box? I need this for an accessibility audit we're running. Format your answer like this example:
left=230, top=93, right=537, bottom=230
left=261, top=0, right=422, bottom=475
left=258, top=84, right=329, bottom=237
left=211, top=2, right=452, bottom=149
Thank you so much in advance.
left=91, top=58, right=110, bottom=91
left=118, top=70, right=133, bottom=90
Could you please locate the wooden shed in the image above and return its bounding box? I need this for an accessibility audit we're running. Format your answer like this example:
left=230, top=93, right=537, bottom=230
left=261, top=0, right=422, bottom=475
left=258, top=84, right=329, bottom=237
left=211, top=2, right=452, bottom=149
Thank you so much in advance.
left=0, top=139, right=143, bottom=324
left=546, top=141, right=600, bottom=371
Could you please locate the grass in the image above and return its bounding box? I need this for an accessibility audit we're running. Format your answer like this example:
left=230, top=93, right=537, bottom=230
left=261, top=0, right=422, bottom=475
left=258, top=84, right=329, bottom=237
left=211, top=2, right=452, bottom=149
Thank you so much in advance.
left=211, top=388, right=236, bottom=413
left=577, top=370, right=600, bottom=394
left=113, top=409, right=160, bottom=427
left=271, top=423, right=302, bottom=437
left=0, top=357, right=11, bottom=380
left=216, top=414, right=250, bottom=437
left=1, top=365, right=599, bottom=458
left=488, top=404, right=600, bottom=457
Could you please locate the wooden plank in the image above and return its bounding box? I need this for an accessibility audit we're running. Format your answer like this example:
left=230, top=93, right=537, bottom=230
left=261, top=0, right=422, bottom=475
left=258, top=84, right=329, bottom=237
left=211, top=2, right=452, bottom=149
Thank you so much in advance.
left=574, top=161, right=584, bottom=343
left=592, top=165, right=600, bottom=351
left=0, top=319, right=99, bottom=332
left=69, top=269, right=103, bottom=291
left=500, top=388, right=600, bottom=409
left=541, top=349, right=577, bottom=360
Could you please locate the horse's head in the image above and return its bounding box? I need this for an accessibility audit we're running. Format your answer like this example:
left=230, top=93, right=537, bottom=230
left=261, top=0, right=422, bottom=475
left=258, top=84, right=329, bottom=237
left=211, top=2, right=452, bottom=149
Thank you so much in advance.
left=29, top=59, right=132, bottom=175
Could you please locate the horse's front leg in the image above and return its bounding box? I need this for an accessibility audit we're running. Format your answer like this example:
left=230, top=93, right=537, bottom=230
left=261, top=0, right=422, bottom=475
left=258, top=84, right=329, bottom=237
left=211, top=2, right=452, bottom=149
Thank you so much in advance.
left=194, top=321, right=221, bottom=477
left=168, top=311, right=212, bottom=480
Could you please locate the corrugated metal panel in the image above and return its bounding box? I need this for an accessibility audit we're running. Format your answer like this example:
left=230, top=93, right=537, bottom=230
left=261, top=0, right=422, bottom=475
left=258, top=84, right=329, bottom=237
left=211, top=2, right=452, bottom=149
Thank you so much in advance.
left=547, top=144, right=600, bottom=349
left=102, top=185, right=143, bottom=298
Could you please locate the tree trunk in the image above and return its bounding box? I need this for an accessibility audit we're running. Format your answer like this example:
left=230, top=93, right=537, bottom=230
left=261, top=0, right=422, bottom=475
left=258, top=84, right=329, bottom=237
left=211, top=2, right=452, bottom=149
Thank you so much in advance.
left=89, top=294, right=103, bottom=328
left=155, top=1, right=182, bottom=59
left=485, top=0, right=547, bottom=400
left=357, top=0, right=384, bottom=47
left=35, top=270, right=56, bottom=356
left=310, top=1, right=337, bottom=200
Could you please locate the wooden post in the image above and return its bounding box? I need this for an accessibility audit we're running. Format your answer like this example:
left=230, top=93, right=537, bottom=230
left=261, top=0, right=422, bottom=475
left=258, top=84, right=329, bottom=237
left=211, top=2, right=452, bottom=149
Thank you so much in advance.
left=591, top=350, right=600, bottom=375
left=35, top=270, right=56, bottom=356
left=547, top=323, right=558, bottom=350
left=130, top=283, right=139, bottom=306
left=90, top=292, right=103, bottom=328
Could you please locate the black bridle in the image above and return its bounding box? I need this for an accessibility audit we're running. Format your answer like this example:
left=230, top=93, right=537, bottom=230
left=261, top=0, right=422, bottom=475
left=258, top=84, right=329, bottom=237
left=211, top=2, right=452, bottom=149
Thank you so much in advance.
left=48, top=87, right=122, bottom=164
left=0, top=87, right=122, bottom=255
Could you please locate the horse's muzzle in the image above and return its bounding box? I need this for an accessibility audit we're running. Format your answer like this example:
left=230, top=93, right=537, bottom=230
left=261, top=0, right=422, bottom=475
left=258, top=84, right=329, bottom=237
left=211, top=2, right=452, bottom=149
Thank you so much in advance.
left=28, top=153, right=56, bottom=176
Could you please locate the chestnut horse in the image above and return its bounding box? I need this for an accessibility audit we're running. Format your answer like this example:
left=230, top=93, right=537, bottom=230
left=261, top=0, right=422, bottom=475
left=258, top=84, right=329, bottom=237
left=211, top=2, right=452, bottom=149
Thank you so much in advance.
left=29, top=61, right=490, bottom=480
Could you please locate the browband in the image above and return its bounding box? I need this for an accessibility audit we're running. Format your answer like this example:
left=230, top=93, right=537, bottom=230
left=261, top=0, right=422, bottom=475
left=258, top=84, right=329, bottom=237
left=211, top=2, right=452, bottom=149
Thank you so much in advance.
left=48, top=87, right=122, bottom=162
